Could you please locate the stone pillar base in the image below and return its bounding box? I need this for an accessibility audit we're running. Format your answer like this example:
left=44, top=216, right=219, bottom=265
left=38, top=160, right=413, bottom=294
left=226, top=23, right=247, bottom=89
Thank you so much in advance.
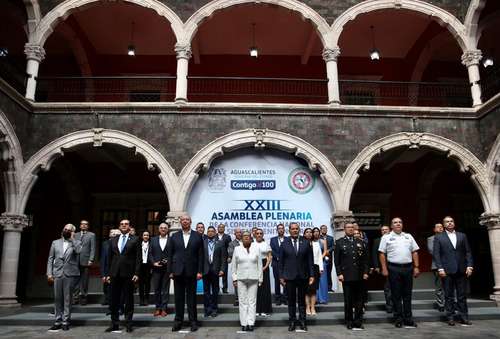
left=0, top=297, right=21, bottom=307
left=490, top=294, right=500, bottom=307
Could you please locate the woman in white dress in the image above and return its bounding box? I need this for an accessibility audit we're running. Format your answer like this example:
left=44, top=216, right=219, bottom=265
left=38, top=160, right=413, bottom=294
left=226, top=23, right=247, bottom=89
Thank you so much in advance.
left=231, top=231, right=263, bottom=332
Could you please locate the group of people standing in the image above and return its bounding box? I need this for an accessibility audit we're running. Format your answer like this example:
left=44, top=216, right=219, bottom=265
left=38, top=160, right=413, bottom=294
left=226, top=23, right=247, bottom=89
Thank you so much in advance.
left=46, top=214, right=474, bottom=333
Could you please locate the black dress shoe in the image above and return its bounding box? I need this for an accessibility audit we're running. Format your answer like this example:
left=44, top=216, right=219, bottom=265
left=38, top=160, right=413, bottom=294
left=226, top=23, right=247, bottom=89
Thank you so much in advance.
left=346, top=322, right=353, bottom=330
left=395, top=321, right=403, bottom=328
left=288, top=322, right=296, bottom=331
left=247, top=325, right=254, bottom=331
left=460, top=319, right=472, bottom=326
left=190, top=323, right=199, bottom=332
left=299, top=321, right=307, bottom=331
left=448, top=319, right=455, bottom=326
left=211, top=312, right=218, bottom=317
left=105, top=325, right=119, bottom=332
left=62, top=324, right=69, bottom=331
left=404, top=320, right=417, bottom=328
left=276, top=301, right=282, bottom=306
left=241, top=326, right=247, bottom=332
left=233, top=301, right=239, bottom=306
left=80, top=299, right=87, bottom=306
left=48, top=324, right=62, bottom=331
left=126, top=325, right=133, bottom=333
left=438, top=307, right=445, bottom=312
left=172, top=323, right=182, bottom=332
left=222, top=289, right=228, bottom=294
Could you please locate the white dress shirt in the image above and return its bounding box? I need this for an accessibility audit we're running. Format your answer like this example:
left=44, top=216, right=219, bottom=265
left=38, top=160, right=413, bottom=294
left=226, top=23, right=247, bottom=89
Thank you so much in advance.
left=446, top=230, right=457, bottom=249
left=141, top=241, right=149, bottom=263
left=118, top=234, right=129, bottom=253
left=378, top=231, right=419, bottom=264
left=159, top=236, right=168, bottom=251
left=182, top=230, right=191, bottom=248
left=63, top=239, right=70, bottom=253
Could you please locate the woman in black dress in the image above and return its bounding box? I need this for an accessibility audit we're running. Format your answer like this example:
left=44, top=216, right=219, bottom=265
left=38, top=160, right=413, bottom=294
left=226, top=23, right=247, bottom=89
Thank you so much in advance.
left=254, top=228, right=273, bottom=316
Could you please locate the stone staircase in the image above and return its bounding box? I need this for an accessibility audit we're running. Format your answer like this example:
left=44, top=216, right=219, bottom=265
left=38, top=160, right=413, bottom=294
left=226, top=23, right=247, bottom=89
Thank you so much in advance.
left=1, top=290, right=498, bottom=327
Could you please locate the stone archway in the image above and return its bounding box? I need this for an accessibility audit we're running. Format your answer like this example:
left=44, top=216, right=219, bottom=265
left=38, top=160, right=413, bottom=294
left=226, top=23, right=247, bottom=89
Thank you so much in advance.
left=182, top=0, right=331, bottom=48
left=23, top=0, right=41, bottom=35
left=174, top=128, right=342, bottom=214
left=330, top=0, right=469, bottom=51
left=17, top=129, right=180, bottom=215
left=0, top=110, right=23, bottom=214
left=340, top=132, right=492, bottom=213
left=464, top=0, right=487, bottom=46
left=30, top=0, right=185, bottom=47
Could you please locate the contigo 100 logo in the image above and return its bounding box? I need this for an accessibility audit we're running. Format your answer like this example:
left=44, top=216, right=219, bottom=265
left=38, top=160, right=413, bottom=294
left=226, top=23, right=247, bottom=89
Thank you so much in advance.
left=288, top=167, right=315, bottom=194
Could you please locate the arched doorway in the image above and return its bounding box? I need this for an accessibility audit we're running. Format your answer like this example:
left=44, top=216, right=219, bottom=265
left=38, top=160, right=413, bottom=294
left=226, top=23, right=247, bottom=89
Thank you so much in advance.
left=349, top=146, right=492, bottom=296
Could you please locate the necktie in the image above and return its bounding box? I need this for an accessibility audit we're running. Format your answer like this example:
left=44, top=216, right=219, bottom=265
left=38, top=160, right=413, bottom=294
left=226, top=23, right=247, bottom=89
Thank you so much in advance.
left=120, top=235, right=127, bottom=253
left=293, top=238, right=298, bottom=254
left=209, top=240, right=215, bottom=263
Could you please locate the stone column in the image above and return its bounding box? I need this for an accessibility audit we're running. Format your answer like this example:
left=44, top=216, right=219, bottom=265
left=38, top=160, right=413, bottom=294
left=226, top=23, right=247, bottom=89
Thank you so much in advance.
left=480, top=213, right=500, bottom=305
left=175, top=44, right=192, bottom=103
left=461, top=50, right=483, bottom=107
left=332, top=210, right=355, bottom=240
left=0, top=214, right=29, bottom=306
left=166, top=211, right=187, bottom=233
left=323, top=46, right=341, bottom=105
left=24, top=43, right=46, bottom=101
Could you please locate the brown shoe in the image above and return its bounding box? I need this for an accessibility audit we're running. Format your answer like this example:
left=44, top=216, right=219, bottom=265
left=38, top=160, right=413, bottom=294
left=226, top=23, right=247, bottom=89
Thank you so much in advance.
left=161, top=310, right=168, bottom=317
left=153, top=309, right=161, bottom=317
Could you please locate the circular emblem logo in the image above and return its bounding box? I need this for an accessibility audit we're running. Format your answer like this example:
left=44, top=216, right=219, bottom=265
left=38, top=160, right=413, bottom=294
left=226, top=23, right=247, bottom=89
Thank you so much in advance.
left=288, top=167, right=315, bottom=194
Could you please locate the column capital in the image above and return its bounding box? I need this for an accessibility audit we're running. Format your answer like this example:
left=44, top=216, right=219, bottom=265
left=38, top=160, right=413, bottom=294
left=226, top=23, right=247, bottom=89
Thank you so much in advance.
left=175, top=44, right=192, bottom=60
left=480, top=213, right=500, bottom=230
left=332, top=211, right=355, bottom=236
left=461, top=50, right=482, bottom=67
left=166, top=211, right=187, bottom=232
left=0, top=214, right=29, bottom=232
left=24, top=43, right=45, bottom=62
left=322, top=46, right=341, bottom=62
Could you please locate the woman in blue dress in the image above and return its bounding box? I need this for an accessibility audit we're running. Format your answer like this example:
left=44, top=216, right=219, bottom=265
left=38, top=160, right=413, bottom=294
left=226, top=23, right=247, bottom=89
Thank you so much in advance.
left=315, top=227, right=329, bottom=304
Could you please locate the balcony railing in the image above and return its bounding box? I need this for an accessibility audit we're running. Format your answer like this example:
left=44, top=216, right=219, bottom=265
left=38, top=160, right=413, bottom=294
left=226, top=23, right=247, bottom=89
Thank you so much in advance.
left=339, top=79, right=472, bottom=107
left=188, top=76, right=328, bottom=104
left=0, top=57, right=27, bottom=95
left=481, top=67, right=500, bottom=103
left=33, top=75, right=473, bottom=107
left=36, top=76, right=176, bottom=102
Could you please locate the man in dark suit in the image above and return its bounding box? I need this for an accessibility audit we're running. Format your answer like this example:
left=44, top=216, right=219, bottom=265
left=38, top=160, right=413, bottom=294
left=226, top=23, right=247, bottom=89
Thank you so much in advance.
left=168, top=214, right=204, bottom=332
left=433, top=216, right=473, bottom=326
left=105, top=220, right=141, bottom=333
left=149, top=222, right=171, bottom=317
left=203, top=226, right=227, bottom=317
left=74, top=220, right=96, bottom=305
left=216, top=223, right=231, bottom=294
left=100, top=229, right=119, bottom=310
left=320, top=225, right=335, bottom=291
left=371, top=225, right=392, bottom=313
left=270, top=223, right=287, bottom=305
left=279, top=222, right=314, bottom=332
left=335, top=223, right=369, bottom=330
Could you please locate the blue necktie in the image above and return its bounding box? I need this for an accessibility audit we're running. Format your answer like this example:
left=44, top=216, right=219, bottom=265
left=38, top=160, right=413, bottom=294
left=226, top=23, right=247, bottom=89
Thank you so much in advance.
left=120, top=235, right=127, bottom=253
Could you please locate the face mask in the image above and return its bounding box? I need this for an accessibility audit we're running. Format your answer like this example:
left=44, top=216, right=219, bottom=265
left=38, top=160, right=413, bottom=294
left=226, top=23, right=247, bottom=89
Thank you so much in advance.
left=62, top=231, right=72, bottom=239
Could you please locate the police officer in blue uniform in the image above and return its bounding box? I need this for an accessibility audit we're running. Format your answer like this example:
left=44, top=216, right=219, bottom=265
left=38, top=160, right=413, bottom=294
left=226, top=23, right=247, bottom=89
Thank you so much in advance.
left=335, top=222, right=369, bottom=330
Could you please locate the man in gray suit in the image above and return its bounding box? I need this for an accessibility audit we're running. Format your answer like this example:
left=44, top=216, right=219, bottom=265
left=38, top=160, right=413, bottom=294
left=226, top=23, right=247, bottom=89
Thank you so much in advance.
left=47, top=224, right=82, bottom=331
left=74, top=220, right=96, bottom=305
left=427, top=223, right=445, bottom=312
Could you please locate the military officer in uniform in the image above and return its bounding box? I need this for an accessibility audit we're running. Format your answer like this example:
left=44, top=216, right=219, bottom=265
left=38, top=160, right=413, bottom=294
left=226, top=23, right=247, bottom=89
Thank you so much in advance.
left=335, top=223, right=369, bottom=330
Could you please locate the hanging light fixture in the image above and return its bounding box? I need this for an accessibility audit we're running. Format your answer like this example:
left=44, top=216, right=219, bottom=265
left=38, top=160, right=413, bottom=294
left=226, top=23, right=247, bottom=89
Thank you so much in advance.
left=369, top=25, right=380, bottom=61
left=0, top=47, right=8, bottom=57
left=128, top=21, right=136, bottom=56
left=249, top=23, right=258, bottom=58
left=483, top=49, right=494, bottom=68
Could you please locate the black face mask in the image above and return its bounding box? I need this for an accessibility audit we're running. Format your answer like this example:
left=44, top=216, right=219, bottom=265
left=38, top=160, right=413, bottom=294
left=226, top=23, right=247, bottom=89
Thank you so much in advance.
left=62, top=231, right=72, bottom=239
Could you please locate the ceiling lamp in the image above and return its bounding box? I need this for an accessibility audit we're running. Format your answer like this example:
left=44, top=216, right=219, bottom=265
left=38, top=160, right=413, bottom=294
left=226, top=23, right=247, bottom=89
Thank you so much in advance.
left=249, top=23, right=258, bottom=58
left=483, top=50, right=494, bottom=68
left=128, top=22, right=136, bottom=56
left=0, top=47, right=8, bottom=57
left=369, top=25, right=380, bottom=61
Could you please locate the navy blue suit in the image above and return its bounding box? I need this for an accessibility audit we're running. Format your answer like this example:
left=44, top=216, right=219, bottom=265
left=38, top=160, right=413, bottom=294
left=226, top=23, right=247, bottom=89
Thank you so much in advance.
left=433, top=231, right=473, bottom=321
left=270, top=236, right=287, bottom=301
left=100, top=239, right=111, bottom=306
left=148, top=236, right=170, bottom=311
left=279, top=237, right=314, bottom=322
left=321, top=234, right=335, bottom=290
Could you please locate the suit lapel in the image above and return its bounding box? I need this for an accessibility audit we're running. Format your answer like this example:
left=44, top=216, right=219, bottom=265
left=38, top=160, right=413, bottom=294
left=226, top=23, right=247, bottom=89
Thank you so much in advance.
left=186, top=230, right=194, bottom=249
left=58, top=239, right=65, bottom=259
